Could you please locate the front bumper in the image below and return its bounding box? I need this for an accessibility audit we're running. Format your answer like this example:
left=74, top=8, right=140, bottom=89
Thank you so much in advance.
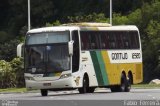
left=25, top=77, right=73, bottom=89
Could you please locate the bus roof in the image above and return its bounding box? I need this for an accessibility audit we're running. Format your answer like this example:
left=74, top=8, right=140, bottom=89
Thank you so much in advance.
left=27, top=23, right=139, bottom=34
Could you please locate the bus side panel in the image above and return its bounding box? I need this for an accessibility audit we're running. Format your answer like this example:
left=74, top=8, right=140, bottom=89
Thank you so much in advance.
left=117, top=63, right=143, bottom=84
left=132, top=63, right=143, bottom=84
left=89, top=50, right=143, bottom=87
left=81, top=51, right=99, bottom=87
left=90, top=51, right=109, bottom=86
left=101, top=51, right=120, bottom=85
left=89, top=50, right=120, bottom=86
left=107, top=50, right=143, bottom=85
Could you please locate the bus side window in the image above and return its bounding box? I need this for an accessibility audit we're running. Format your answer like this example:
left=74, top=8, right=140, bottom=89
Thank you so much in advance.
left=72, top=30, right=80, bottom=72
left=120, top=31, right=130, bottom=49
left=81, top=32, right=90, bottom=50
left=108, top=32, right=116, bottom=49
left=100, top=32, right=109, bottom=49
left=87, top=31, right=100, bottom=50
left=135, top=32, right=140, bottom=49
left=90, top=32, right=96, bottom=49
left=130, top=31, right=140, bottom=49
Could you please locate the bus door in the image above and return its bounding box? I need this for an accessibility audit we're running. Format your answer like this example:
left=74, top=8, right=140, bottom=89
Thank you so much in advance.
left=72, top=30, right=80, bottom=73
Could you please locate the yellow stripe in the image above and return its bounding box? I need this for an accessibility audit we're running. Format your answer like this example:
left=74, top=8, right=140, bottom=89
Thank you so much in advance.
left=101, top=51, right=119, bottom=85
left=101, top=51, right=143, bottom=85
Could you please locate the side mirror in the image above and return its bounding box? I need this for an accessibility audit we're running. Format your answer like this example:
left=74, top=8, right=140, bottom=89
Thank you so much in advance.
left=17, top=43, right=24, bottom=57
left=68, top=41, right=74, bottom=56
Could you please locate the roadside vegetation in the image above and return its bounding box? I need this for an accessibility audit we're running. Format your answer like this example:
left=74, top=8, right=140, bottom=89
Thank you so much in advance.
left=0, top=88, right=27, bottom=93
left=0, top=0, right=160, bottom=88
left=132, top=84, right=160, bottom=89
left=0, top=58, right=24, bottom=88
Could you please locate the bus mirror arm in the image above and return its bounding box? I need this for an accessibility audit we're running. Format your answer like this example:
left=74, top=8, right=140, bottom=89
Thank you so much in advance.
left=68, top=41, right=74, bottom=56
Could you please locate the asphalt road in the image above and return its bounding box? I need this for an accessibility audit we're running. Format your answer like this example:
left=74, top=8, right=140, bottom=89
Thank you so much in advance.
left=1, top=88, right=160, bottom=106
left=0, top=88, right=160, bottom=100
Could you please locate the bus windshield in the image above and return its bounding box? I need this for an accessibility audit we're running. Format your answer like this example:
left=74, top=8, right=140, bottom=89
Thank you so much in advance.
left=25, top=31, right=70, bottom=74
left=25, top=43, right=70, bottom=74
left=26, top=31, right=70, bottom=45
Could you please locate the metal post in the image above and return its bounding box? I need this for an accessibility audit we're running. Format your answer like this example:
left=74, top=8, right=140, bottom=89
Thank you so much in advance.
left=110, top=0, right=112, bottom=25
left=28, top=0, right=31, bottom=30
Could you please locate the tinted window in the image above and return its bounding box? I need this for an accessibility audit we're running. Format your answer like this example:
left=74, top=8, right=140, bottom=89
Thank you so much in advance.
left=100, top=32, right=109, bottom=49
left=81, top=31, right=100, bottom=50
left=80, top=31, right=140, bottom=50
left=81, top=32, right=90, bottom=50
left=130, top=31, right=140, bottom=49
left=116, top=32, right=123, bottom=49
left=122, top=32, right=130, bottom=49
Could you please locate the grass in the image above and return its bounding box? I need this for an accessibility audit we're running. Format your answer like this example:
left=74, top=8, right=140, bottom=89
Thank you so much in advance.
left=0, top=88, right=27, bottom=93
left=132, top=84, right=160, bottom=89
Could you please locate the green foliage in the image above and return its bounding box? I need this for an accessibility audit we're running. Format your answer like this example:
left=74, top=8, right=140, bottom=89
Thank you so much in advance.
left=67, top=13, right=108, bottom=23
left=142, top=43, right=158, bottom=82
left=0, top=60, right=16, bottom=88
left=127, top=9, right=142, bottom=26
left=0, top=58, right=24, bottom=88
left=0, top=37, right=23, bottom=61
left=112, top=13, right=128, bottom=25
left=146, top=20, right=160, bottom=47
left=10, top=58, right=25, bottom=88
left=30, top=0, right=54, bottom=27
left=45, top=20, right=61, bottom=27
left=0, top=31, right=10, bottom=43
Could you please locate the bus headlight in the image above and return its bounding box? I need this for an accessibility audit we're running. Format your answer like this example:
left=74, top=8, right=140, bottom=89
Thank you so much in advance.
left=60, top=73, right=72, bottom=79
left=25, top=76, right=35, bottom=80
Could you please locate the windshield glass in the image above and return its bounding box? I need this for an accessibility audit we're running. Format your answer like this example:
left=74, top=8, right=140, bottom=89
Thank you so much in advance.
left=25, top=31, right=70, bottom=74
left=26, top=31, right=70, bottom=45
left=25, top=45, right=45, bottom=73
left=25, top=44, right=70, bottom=74
left=47, top=44, right=70, bottom=72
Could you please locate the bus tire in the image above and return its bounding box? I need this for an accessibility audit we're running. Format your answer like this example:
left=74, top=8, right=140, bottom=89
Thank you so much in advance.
left=41, top=89, right=48, bottom=96
left=88, top=87, right=95, bottom=93
left=110, top=74, right=127, bottom=92
left=125, top=74, right=132, bottom=92
left=78, top=76, right=89, bottom=94
left=119, top=74, right=127, bottom=92
left=110, top=86, right=119, bottom=92
left=125, top=80, right=131, bottom=92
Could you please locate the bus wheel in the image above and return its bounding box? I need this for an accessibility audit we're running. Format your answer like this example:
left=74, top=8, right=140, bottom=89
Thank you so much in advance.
left=88, top=87, right=95, bottom=93
left=125, top=74, right=132, bottom=92
left=110, top=74, right=127, bottom=92
left=78, top=76, right=89, bottom=94
left=41, top=89, right=48, bottom=96
left=125, top=79, right=131, bottom=92
left=110, top=86, right=119, bottom=92
left=119, top=74, right=127, bottom=92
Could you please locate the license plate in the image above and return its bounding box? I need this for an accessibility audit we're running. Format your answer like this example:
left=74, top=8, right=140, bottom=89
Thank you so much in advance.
left=43, top=83, right=51, bottom=86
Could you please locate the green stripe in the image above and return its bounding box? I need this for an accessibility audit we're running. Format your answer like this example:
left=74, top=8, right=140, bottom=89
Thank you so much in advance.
left=96, top=51, right=109, bottom=85
left=90, top=51, right=104, bottom=86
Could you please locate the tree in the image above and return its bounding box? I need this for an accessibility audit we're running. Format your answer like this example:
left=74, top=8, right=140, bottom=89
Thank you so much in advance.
left=0, top=37, right=23, bottom=61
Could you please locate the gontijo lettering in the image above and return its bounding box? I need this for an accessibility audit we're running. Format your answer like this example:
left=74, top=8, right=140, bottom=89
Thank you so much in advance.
left=112, top=53, right=128, bottom=60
